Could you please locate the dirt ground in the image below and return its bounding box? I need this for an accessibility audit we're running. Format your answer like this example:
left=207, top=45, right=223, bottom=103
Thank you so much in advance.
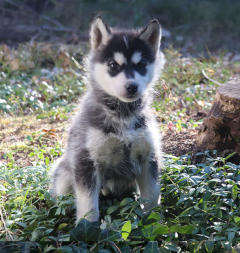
left=0, top=112, right=199, bottom=166
left=1, top=110, right=240, bottom=166
left=162, top=129, right=198, bottom=156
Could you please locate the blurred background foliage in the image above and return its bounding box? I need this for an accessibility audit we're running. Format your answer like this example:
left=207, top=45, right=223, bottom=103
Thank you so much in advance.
left=1, top=0, right=240, bottom=53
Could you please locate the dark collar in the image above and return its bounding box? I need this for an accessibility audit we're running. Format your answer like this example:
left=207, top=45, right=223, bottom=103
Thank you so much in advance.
left=93, top=89, right=144, bottom=118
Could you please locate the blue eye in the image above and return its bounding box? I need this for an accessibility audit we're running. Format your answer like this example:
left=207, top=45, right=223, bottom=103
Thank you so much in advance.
left=135, top=61, right=146, bottom=70
left=108, top=60, right=120, bottom=72
left=137, top=61, right=146, bottom=68
left=134, top=59, right=147, bottom=75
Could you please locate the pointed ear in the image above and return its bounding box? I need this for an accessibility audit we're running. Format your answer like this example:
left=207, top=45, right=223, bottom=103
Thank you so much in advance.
left=90, top=17, right=111, bottom=50
left=139, top=19, right=161, bottom=55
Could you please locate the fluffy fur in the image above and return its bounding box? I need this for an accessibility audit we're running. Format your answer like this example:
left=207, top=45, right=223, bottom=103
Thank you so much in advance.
left=50, top=17, right=165, bottom=222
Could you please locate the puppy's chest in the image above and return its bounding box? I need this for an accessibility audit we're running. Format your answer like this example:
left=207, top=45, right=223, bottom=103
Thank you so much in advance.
left=86, top=126, right=153, bottom=171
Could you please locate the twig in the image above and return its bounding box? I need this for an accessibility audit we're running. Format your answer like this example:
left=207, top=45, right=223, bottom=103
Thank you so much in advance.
left=0, top=206, right=13, bottom=240
left=4, top=0, right=75, bottom=31
left=41, top=15, right=65, bottom=29
left=0, top=6, right=19, bottom=13
left=90, top=240, right=122, bottom=253
left=1, top=23, right=77, bottom=35
left=202, top=69, right=223, bottom=86
left=133, top=246, right=143, bottom=252
left=4, top=0, right=35, bottom=14
left=71, top=57, right=84, bottom=70
left=3, top=0, right=78, bottom=39
left=3, top=0, right=19, bottom=8
left=40, top=24, right=77, bottom=33
left=42, top=0, right=50, bottom=13
left=30, top=30, right=41, bottom=43
left=108, top=241, right=122, bottom=253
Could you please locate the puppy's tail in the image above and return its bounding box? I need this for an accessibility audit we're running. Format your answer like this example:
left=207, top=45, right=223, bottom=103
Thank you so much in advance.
left=49, top=156, right=73, bottom=197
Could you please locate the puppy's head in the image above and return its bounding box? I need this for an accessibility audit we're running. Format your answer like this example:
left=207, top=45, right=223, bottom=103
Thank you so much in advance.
left=89, top=17, right=163, bottom=102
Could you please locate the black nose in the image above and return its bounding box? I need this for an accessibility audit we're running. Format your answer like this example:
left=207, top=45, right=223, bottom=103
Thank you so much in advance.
left=126, top=83, right=138, bottom=96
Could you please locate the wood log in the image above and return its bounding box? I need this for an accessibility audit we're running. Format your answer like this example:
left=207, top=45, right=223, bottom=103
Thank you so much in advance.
left=197, top=80, right=240, bottom=153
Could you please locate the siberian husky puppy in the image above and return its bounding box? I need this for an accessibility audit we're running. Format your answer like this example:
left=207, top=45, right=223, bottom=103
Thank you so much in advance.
left=50, top=17, right=165, bottom=222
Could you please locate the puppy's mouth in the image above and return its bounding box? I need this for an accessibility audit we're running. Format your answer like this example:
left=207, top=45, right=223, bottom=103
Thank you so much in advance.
left=118, top=93, right=141, bottom=103
left=127, top=93, right=138, bottom=99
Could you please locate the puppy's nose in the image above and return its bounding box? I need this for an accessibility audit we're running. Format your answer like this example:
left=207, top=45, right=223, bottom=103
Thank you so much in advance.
left=126, top=83, right=138, bottom=95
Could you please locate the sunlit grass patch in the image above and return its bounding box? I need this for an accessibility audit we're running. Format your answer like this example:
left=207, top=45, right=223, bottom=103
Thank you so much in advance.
left=0, top=110, right=69, bottom=167
left=0, top=43, right=86, bottom=115
left=154, top=47, right=233, bottom=132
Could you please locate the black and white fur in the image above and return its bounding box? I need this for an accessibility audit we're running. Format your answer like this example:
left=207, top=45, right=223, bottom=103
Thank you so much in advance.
left=50, top=17, right=165, bottom=222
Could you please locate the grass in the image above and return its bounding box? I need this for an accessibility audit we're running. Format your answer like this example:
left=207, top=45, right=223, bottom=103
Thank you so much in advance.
left=0, top=42, right=240, bottom=252
left=0, top=43, right=86, bottom=115
left=1, top=152, right=240, bottom=252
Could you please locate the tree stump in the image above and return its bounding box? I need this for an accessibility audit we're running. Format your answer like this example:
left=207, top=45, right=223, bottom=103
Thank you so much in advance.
left=197, top=80, right=240, bottom=153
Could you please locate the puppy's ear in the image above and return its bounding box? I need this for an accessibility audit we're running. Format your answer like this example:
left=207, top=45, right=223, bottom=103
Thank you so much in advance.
left=139, top=19, right=161, bottom=55
left=90, top=17, right=111, bottom=50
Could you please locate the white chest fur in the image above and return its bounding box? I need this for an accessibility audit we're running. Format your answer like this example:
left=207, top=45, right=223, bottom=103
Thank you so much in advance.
left=86, top=125, right=153, bottom=174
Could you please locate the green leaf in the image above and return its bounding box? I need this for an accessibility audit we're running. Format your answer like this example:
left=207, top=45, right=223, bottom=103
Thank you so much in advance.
left=159, top=248, right=170, bottom=253
left=99, top=229, right=121, bottom=242
left=142, top=212, right=161, bottom=225
left=213, top=236, right=226, bottom=241
left=55, top=207, right=62, bottom=215
left=142, top=224, right=156, bottom=240
left=0, top=185, right=7, bottom=191
left=147, top=212, right=161, bottom=222
left=58, top=223, right=68, bottom=231
left=232, top=184, right=238, bottom=200
left=170, top=224, right=195, bottom=234
left=98, top=250, right=111, bottom=253
left=142, top=224, right=168, bottom=240
left=234, top=216, right=240, bottom=223
left=16, top=222, right=27, bottom=228
left=228, top=231, right=235, bottom=242
left=70, top=219, right=100, bottom=241
left=45, top=156, right=50, bottom=166
left=153, top=224, right=169, bottom=235
left=44, top=245, right=57, bottom=252
left=223, top=152, right=236, bottom=162
left=205, top=240, right=214, bottom=253
left=122, top=220, right=132, bottom=240
left=120, top=246, right=131, bottom=253
left=57, top=246, right=74, bottom=253
left=71, top=245, right=88, bottom=253
left=120, top=198, right=134, bottom=206
left=143, top=241, right=160, bottom=253
left=164, top=244, right=181, bottom=252
left=107, top=205, right=119, bottom=215
left=31, top=229, right=41, bottom=241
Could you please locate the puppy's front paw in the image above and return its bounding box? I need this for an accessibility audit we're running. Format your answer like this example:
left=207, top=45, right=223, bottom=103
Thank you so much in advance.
left=76, top=208, right=99, bottom=224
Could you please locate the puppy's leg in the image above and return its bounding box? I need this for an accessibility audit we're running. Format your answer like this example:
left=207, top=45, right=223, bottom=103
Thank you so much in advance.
left=50, top=156, right=73, bottom=196
left=136, top=155, right=160, bottom=210
left=73, top=149, right=101, bottom=223
left=74, top=179, right=100, bottom=222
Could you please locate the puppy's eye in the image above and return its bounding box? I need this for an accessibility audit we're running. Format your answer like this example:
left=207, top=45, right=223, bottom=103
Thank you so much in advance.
left=108, top=60, right=120, bottom=72
left=136, top=61, right=146, bottom=69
